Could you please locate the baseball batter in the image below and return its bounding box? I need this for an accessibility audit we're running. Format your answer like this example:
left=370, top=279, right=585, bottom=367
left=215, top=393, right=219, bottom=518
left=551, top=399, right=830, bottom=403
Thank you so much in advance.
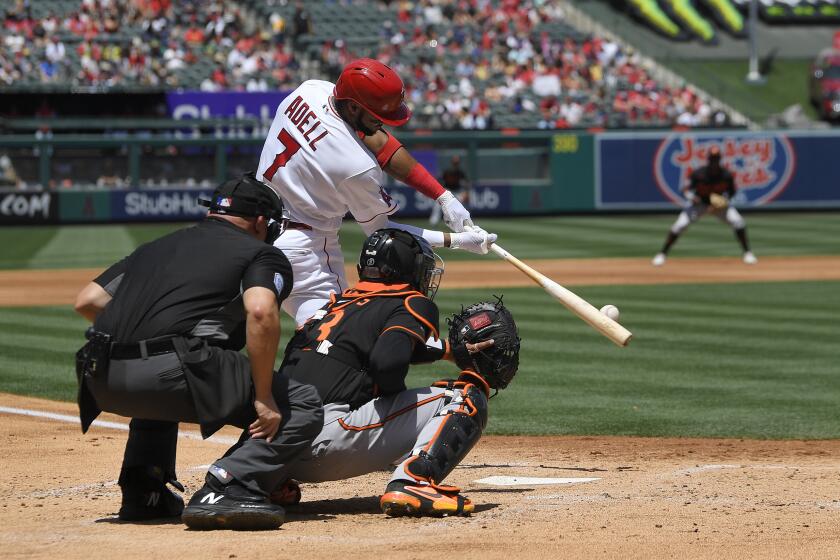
left=653, top=145, right=757, bottom=266
left=268, top=229, right=521, bottom=516
left=257, top=58, right=496, bottom=325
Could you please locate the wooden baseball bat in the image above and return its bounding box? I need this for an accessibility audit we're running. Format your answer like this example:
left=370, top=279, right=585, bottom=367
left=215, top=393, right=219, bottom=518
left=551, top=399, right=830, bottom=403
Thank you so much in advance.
left=489, top=243, right=633, bottom=347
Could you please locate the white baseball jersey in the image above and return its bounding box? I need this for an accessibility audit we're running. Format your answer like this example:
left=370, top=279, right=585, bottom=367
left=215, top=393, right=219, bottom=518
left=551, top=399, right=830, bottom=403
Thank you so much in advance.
left=257, top=80, right=398, bottom=232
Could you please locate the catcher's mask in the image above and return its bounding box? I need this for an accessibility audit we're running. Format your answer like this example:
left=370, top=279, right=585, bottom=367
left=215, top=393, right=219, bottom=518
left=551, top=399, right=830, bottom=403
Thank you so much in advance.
left=199, top=172, right=290, bottom=244
left=357, top=228, right=443, bottom=299
left=448, top=297, right=520, bottom=390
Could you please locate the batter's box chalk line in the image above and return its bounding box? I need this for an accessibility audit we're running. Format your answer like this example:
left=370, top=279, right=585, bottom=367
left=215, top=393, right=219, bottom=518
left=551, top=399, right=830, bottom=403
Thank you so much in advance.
left=473, top=476, right=600, bottom=486
left=0, top=405, right=238, bottom=445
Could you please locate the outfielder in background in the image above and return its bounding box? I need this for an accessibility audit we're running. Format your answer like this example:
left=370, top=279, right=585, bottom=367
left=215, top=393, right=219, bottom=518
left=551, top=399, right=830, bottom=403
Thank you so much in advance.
left=652, top=145, right=757, bottom=266
left=257, top=58, right=496, bottom=326
left=272, top=229, right=520, bottom=517
left=429, top=155, right=470, bottom=226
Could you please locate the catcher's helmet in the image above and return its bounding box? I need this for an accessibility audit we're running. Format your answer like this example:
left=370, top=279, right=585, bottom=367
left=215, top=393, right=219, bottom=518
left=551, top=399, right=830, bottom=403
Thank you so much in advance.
left=357, top=228, right=443, bottom=299
left=448, top=298, right=520, bottom=390
left=334, top=58, right=411, bottom=126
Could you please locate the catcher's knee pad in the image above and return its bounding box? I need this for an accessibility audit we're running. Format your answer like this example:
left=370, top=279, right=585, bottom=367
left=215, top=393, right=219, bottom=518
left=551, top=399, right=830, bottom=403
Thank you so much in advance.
left=405, top=382, right=488, bottom=486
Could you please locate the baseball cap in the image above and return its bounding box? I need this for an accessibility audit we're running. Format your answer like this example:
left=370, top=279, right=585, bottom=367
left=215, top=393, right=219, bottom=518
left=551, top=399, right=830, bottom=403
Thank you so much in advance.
left=200, top=172, right=286, bottom=221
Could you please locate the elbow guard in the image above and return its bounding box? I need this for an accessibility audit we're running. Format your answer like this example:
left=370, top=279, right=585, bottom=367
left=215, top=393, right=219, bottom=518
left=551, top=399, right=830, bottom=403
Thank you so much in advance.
left=376, top=132, right=404, bottom=168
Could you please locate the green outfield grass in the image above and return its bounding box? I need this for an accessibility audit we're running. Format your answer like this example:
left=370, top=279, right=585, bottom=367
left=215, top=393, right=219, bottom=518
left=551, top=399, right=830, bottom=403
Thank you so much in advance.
left=2, top=281, right=838, bottom=439
left=1, top=212, right=839, bottom=271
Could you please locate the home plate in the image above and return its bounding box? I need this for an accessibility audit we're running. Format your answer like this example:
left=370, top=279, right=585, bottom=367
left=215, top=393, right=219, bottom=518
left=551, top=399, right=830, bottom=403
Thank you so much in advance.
left=474, top=476, right=600, bottom=486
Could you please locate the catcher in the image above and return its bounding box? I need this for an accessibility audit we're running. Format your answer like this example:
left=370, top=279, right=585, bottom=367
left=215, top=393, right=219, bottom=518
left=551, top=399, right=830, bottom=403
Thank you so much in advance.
left=652, top=145, right=757, bottom=266
left=183, top=228, right=520, bottom=522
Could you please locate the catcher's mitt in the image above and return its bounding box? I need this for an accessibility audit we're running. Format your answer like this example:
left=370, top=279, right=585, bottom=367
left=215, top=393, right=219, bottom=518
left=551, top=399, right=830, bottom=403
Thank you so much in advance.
left=448, top=297, right=520, bottom=390
left=709, top=193, right=729, bottom=210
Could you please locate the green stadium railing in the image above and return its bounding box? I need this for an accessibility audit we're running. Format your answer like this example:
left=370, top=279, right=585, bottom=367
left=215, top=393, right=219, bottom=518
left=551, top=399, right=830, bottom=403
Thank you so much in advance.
left=0, top=130, right=566, bottom=193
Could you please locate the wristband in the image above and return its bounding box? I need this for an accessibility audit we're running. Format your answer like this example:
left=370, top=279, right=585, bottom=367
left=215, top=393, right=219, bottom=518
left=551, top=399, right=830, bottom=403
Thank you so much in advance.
left=404, top=163, right=445, bottom=199
left=375, top=131, right=404, bottom=168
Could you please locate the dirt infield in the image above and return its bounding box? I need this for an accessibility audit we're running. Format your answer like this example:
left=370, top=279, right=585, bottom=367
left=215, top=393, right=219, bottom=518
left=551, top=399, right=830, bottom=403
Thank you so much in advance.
left=2, top=393, right=839, bottom=560
left=2, top=255, right=840, bottom=307
left=3, top=256, right=840, bottom=558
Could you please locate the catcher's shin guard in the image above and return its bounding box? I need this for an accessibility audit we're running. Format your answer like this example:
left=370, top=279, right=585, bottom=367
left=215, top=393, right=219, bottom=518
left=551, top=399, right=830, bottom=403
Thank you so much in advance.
left=405, top=380, right=488, bottom=486
left=381, top=381, right=487, bottom=517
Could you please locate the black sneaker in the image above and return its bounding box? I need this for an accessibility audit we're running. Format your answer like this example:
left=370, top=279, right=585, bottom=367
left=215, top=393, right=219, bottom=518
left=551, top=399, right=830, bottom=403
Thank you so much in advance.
left=118, top=466, right=185, bottom=521
left=182, top=466, right=285, bottom=530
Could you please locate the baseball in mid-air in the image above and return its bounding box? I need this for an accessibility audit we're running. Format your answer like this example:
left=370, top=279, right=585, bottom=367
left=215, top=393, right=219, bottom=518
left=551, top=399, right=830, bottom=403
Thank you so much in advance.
left=600, top=304, right=620, bottom=321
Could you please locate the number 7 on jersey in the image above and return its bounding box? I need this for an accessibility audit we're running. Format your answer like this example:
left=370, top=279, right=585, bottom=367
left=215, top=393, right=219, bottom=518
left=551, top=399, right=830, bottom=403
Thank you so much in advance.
left=263, top=129, right=301, bottom=182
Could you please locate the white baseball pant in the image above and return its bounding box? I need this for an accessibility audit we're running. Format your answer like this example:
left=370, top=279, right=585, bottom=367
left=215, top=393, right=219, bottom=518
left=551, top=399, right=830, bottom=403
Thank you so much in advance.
left=670, top=202, right=746, bottom=235
left=274, top=228, right=348, bottom=326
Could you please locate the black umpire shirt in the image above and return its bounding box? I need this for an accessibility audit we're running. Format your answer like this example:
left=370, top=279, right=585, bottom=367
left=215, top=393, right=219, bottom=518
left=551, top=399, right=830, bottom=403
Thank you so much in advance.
left=93, top=217, right=293, bottom=348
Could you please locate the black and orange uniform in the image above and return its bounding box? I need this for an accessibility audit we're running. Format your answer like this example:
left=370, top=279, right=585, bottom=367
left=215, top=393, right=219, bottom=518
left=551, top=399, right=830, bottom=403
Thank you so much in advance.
left=688, top=165, right=736, bottom=204
left=282, top=281, right=443, bottom=409
left=279, top=277, right=487, bottom=518
left=654, top=154, right=754, bottom=263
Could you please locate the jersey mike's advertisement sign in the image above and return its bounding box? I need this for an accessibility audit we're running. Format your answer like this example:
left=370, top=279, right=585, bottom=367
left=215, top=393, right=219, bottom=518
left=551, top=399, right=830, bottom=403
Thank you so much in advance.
left=111, top=189, right=213, bottom=222
left=0, top=191, right=57, bottom=224
left=597, top=131, right=840, bottom=209
left=653, top=135, right=795, bottom=206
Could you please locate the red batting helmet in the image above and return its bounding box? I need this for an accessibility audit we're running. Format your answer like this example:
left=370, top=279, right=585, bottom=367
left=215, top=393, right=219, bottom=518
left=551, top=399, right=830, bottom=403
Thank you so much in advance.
left=334, top=58, right=411, bottom=126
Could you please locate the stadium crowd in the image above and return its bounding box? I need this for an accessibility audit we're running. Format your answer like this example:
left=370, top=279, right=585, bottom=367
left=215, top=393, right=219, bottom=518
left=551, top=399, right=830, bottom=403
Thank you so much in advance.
left=1, top=0, right=729, bottom=129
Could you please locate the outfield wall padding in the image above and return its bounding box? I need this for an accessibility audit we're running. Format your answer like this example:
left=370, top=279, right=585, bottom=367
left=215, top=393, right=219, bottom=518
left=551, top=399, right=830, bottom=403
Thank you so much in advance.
left=3, top=129, right=840, bottom=225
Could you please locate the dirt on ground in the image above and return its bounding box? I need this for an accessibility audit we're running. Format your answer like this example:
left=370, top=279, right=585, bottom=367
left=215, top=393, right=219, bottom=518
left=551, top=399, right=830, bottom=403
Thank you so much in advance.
left=2, top=394, right=839, bottom=560
left=2, top=255, right=840, bottom=307
left=3, top=256, right=840, bottom=558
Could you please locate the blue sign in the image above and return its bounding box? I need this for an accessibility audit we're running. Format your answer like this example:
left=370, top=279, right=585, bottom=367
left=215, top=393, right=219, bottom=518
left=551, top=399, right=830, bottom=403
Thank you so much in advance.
left=597, top=132, right=840, bottom=209
left=166, top=91, right=292, bottom=121
left=653, top=135, right=795, bottom=206
left=386, top=185, right=512, bottom=217
left=111, top=189, right=213, bottom=222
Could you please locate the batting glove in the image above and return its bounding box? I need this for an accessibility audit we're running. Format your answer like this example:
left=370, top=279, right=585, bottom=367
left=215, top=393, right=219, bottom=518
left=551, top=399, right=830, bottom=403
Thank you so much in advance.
left=451, top=229, right=497, bottom=254
left=437, top=190, right=472, bottom=232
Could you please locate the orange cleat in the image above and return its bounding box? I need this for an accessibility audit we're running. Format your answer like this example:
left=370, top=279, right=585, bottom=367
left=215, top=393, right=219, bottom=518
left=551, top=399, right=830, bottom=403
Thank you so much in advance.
left=380, top=480, right=473, bottom=517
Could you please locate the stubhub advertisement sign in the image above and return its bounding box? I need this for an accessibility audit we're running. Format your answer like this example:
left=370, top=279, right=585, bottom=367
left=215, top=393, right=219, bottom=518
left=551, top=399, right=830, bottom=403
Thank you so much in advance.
left=112, top=190, right=213, bottom=222
left=107, top=185, right=509, bottom=222
left=385, top=185, right=511, bottom=217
